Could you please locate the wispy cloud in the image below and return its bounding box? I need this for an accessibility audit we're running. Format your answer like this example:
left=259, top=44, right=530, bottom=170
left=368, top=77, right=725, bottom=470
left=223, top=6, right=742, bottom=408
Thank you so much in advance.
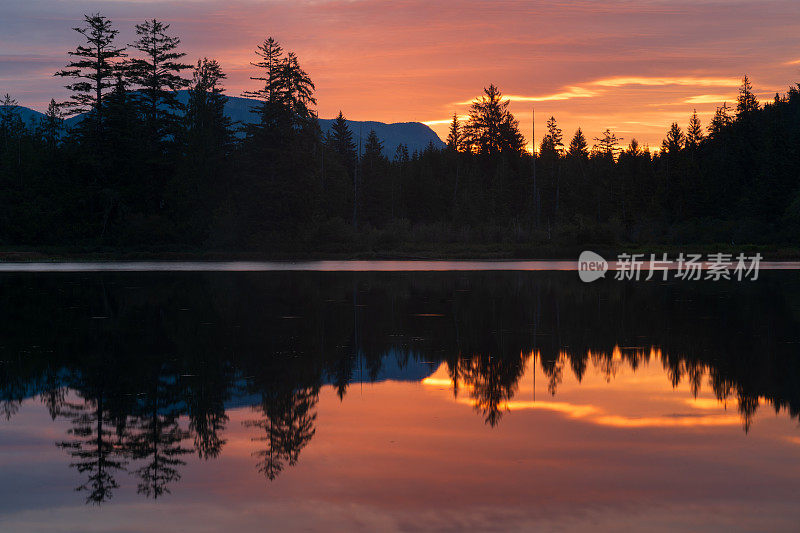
left=422, top=115, right=469, bottom=126
left=683, top=94, right=736, bottom=104
left=452, top=86, right=599, bottom=106
left=592, top=76, right=741, bottom=88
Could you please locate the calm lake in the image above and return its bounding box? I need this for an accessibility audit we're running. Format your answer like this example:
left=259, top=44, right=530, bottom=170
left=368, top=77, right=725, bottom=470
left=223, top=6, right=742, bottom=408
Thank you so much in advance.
left=1, top=264, right=799, bottom=532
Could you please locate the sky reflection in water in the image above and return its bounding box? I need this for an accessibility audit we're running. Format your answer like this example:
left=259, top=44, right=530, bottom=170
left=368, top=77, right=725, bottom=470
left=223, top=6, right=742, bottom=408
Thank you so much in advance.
left=0, top=269, right=799, bottom=532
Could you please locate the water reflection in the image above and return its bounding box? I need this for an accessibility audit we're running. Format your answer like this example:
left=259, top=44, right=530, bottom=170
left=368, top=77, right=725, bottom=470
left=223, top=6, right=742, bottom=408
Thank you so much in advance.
left=1, top=270, right=799, bottom=505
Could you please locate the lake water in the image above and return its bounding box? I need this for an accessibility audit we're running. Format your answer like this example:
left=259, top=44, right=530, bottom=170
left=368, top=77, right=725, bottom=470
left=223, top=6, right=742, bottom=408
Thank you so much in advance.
left=1, top=265, right=799, bottom=531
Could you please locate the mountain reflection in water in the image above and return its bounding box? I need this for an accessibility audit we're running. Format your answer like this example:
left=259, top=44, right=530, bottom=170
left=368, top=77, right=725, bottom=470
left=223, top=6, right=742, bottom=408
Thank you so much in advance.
left=0, top=270, right=799, bottom=512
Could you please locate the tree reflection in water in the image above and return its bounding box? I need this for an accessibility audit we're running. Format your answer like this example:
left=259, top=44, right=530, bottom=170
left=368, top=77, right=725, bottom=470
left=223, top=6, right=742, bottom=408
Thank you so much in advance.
left=0, top=270, right=798, bottom=503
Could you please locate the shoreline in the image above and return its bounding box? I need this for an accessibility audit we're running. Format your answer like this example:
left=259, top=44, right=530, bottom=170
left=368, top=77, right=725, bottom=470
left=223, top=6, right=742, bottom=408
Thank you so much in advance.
left=1, top=243, right=800, bottom=262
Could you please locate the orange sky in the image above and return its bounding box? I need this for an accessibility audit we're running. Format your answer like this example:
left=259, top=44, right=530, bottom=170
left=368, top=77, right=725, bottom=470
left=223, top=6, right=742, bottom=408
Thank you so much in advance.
left=3, top=0, right=800, bottom=150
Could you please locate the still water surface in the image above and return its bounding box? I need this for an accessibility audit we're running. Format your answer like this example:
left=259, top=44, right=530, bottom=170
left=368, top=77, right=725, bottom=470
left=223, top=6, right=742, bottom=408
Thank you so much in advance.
left=1, top=265, right=799, bottom=531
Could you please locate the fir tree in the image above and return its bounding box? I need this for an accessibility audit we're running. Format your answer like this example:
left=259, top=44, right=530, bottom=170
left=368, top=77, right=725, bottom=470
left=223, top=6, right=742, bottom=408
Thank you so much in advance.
left=567, top=128, right=589, bottom=159
left=446, top=113, right=462, bottom=151
left=328, top=111, right=356, bottom=172
left=539, top=116, right=564, bottom=157
left=464, top=84, right=525, bottom=155
left=0, top=94, right=25, bottom=153
left=363, top=130, right=383, bottom=159
left=736, top=75, right=759, bottom=117
left=593, top=129, right=623, bottom=159
left=38, top=99, right=64, bottom=151
left=55, top=14, right=126, bottom=138
left=661, top=122, right=684, bottom=154
left=708, top=102, right=733, bottom=138
left=685, top=109, right=704, bottom=150
left=126, top=19, right=192, bottom=142
left=243, top=37, right=285, bottom=105
left=185, top=58, right=231, bottom=154
left=625, top=138, right=643, bottom=157
left=243, top=38, right=316, bottom=133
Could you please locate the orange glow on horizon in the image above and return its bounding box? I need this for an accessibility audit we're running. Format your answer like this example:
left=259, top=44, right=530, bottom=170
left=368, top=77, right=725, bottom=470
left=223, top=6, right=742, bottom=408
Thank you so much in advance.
left=4, top=0, right=798, bottom=152
left=419, top=345, right=763, bottom=430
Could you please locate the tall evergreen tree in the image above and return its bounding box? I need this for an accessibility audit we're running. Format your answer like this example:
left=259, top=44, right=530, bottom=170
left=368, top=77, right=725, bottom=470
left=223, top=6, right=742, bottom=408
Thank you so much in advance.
left=243, top=38, right=316, bottom=133
left=661, top=122, right=684, bottom=154
left=126, top=19, right=192, bottom=142
left=55, top=14, right=126, bottom=138
left=360, top=130, right=389, bottom=224
left=593, top=129, right=622, bottom=159
left=567, top=128, right=589, bottom=159
left=175, top=58, right=232, bottom=241
left=185, top=58, right=231, bottom=154
left=708, top=102, right=734, bottom=138
left=363, top=130, right=383, bottom=159
left=463, top=84, right=524, bottom=155
left=0, top=94, right=25, bottom=152
left=685, top=110, right=704, bottom=150
left=328, top=111, right=356, bottom=172
left=0, top=94, right=27, bottom=171
left=38, top=99, right=64, bottom=152
left=243, top=37, right=285, bottom=106
left=446, top=112, right=462, bottom=151
left=539, top=116, right=564, bottom=157
left=235, top=36, right=322, bottom=242
left=736, top=75, right=760, bottom=117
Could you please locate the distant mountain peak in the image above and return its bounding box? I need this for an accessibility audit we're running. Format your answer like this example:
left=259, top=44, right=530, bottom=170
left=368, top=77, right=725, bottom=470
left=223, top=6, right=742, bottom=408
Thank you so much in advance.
left=4, top=92, right=446, bottom=157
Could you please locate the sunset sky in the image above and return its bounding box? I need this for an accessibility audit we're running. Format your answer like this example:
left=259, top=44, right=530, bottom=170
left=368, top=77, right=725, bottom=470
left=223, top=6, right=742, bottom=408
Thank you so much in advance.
left=2, top=0, right=800, bottom=150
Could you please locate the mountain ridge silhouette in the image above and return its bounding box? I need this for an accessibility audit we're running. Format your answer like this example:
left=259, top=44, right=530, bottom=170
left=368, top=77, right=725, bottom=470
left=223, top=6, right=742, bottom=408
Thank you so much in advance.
left=4, top=91, right=446, bottom=157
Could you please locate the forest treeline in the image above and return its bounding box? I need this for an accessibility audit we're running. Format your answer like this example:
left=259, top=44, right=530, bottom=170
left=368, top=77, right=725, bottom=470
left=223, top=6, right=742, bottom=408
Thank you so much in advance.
left=1, top=13, right=799, bottom=253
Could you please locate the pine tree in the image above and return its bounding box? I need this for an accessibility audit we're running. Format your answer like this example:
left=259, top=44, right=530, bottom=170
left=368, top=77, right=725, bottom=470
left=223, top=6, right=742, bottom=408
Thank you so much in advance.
left=328, top=111, right=356, bottom=172
left=38, top=99, right=64, bottom=151
left=446, top=113, right=462, bottom=151
left=625, top=138, right=643, bottom=157
left=281, top=52, right=317, bottom=127
left=661, top=122, right=684, bottom=154
left=567, top=128, right=589, bottom=159
left=243, top=38, right=316, bottom=132
left=126, top=19, right=192, bottom=142
left=236, top=36, right=321, bottom=240
left=685, top=109, right=704, bottom=149
left=0, top=94, right=25, bottom=151
left=55, top=14, right=126, bottom=138
left=540, top=116, right=564, bottom=155
left=185, top=58, right=231, bottom=154
left=736, top=75, right=759, bottom=117
left=464, top=84, right=524, bottom=155
left=176, top=58, right=232, bottom=240
left=363, top=130, right=383, bottom=159
left=243, top=37, right=285, bottom=105
left=708, top=102, right=733, bottom=138
left=394, top=144, right=409, bottom=164
left=593, top=129, right=623, bottom=159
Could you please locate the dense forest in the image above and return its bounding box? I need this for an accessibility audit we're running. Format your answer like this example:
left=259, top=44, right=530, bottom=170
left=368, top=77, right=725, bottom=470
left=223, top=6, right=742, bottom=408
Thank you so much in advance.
left=1, top=13, right=799, bottom=254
